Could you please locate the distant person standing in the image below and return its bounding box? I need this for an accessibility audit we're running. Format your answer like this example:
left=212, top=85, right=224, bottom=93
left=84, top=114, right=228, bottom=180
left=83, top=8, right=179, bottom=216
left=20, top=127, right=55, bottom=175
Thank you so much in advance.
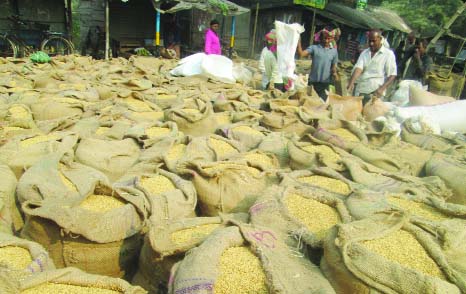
left=347, top=29, right=397, bottom=105
left=402, top=39, right=433, bottom=85
left=259, top=30, right=284, bottom=91
left=205, top=19, right=221, bottom=55
left=396, top=32, right=417, bottom=74
left=297, top=30, right=339, bottom=100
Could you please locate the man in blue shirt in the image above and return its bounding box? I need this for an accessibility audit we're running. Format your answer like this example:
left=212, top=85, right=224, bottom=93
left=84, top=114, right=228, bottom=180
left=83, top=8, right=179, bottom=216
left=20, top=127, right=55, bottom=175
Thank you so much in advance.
left=297, top=30, right=339, bottom=100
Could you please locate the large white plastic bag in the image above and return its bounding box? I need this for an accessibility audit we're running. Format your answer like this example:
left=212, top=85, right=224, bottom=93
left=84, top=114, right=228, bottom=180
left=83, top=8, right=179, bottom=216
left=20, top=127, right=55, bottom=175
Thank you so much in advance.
left=232, top=63, right=253, bottom=84
left=275, top=21, right=305, bottom=81
left=201, top=54, right=236, bottom=84
left=390, top=80, right=425, bottom=106
left=394, top=100, right=466, bottom=133
left=170, top=53, right=206, bottom=76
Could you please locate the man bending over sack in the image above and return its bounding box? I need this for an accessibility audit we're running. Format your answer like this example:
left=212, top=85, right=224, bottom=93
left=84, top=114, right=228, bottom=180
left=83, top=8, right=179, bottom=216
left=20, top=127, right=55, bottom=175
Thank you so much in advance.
left=347, top=29, right=397, bottom=105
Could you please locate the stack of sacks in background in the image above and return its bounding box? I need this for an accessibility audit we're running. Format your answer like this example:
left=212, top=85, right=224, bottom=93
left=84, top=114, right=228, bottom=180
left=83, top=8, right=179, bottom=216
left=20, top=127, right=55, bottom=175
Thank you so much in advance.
left=0, top=53, right=465, bottom=294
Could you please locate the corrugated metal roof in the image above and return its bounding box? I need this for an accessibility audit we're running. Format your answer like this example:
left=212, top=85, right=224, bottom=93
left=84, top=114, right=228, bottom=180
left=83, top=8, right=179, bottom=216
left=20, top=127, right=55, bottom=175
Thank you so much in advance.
left=152, top=0, right=250, bottom=16
left=367, top=7, right=411, bottom=33
left=325, top=3, right=390, bottom=30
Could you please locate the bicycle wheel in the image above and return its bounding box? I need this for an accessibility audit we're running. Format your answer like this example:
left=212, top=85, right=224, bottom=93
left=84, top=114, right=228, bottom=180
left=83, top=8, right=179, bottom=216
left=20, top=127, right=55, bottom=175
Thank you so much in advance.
left=40, top=36, right=74, bottom=56
left=0, top=35, right=18, bottom=58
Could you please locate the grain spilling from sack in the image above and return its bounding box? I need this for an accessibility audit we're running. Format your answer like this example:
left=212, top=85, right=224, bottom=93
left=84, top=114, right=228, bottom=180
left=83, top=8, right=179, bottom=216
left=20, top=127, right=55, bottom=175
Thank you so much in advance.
left=139, top=175, right=176, bottom=195
left=145, top=127, right=170, bottom=138
left=79, top=195, right=126, bottom=212
left=328, top=128, right=360, bottom=142
left=8, top=106, right=29, bottom=119
left=209, top=138, right=238, bottom=158
left=204, top=164, right=261, bottom=177
left=301, top=145, right=341, bottom=165
left=59, top=171, right=78, bottom=192
left=362, top=230, right=445, bottom=279
left=244, top=153, right=275, bottom=169
left=170, top=224, right=220, bottom=245
left=95, top=127, right=110, bottom=135
left=124, top=97, right=152, bottom=112
left=298, top=175, right=351, bottom=196
left=232, top=125, right=263, bottom=137
left=388, top=197, right=448, bottom=221
left=283, top=193, right=340, bottom=239
left=21, top=283, right=122, bottom=294
left=214, top=246, right=268, bottom=294
left=0, top=246, right=33, bottom=270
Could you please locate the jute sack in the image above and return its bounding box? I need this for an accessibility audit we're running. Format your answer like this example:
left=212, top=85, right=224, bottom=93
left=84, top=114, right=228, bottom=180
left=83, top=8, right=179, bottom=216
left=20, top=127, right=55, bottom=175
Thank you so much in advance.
left=428, top=72, right=454, bottom=96
left=117, top=162, right=196, bottom=223
left=260, top=108, right=314, bottom=137
left=0, top=233, right=55, bottom=274
left=0, top=131, right=78, bottom=179
left=342, top=156, right=452, bottom=200
left=401, top=119, right=466, bottom=156
left=130, top=55, right=165, bottom=76
left=132, top=214, right=247, bottom=294
left=165, top=99, right=218, bottom=137
left=139, top=137, right=188, bottom=172
left=288, top=137, right=345, bottom=171
left=183, top=134, right=244, bottom=162
left=168, top=224, right=336, bottom=294
left=258, top=132, right=297, bottom=168
left=425, top=153, right=466, bottom=205
left=0, top=165, right=22, bottom=234
left=321, top=212, right=465, bottom=293
left=279, top=168, right=359, bottom=197
left=16, top=153, right=109, bottom=204
left=115, top=95, right=161, bottom=112
left=0, top=267, right=147, bottom=294
left=35, top=114, right=82, bottom=134
left=20, top=183, right=146, bottom=279
left=217, top=122, right=269, bottom=150
left=250, top=185, right=352, bottom=249
left=178, top=160, right=271, bottom=216
left=75, top=138, right=140, bottom=182
left=327, top=93, right=363, bottom=121
left=409, top=85, right=455, bottom=106
left=346, top=190, right=466, bottom=221
left=124, top=121, right=183, bottom=149
left=230, top=149, right=281, bottom=172
left=363, top=96, right=391, bottom=121
left=30, top=97, right=86, bottom=121
left=4, top=104, right=36, bottom=129
left=312, top=119, right=367, bottom=151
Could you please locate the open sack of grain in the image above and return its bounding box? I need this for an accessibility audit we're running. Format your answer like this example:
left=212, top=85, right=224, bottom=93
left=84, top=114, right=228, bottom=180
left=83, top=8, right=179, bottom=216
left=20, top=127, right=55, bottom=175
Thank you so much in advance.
left=168, top=223, right=335, bottom=294
left=0, top=165, right=22, bottom=234
left=132, top=213, right=247, bottom=294
left=0, top=267, right=147, bottom=294
left=20, top=183, right=146, bottom=279
left=321, top=212, right=466, bottom=293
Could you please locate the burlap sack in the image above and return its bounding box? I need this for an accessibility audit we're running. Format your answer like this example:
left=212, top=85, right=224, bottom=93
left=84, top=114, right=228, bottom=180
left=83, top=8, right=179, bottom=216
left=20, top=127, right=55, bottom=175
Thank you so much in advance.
left=140, top=136, right=188, bottom=171
left=363, top=96, right=391, bottom=121
left=260, top=108, right=314, bottom=137
left=130, top=56, right=165, bottom=76
left=425, top=153, right=466, bottom=205
left=0, top=131, right=78, bottom=179
left=327, top=93, right=363, bottom=121
left=124, top=121, right=183, bottom=149
left=0, top=267, right=147, bottom=294
left=250, top=185, right=352, bottom=249
left=21, top=183, right=146, bottom=279
left=288, top=138, right=346, bottom=171
left=75, top=138, right=140, bottom=182
left=0, top=233, right=55, bottom=274
left=168, top=224, right=336, bottom=294
left=0, top=165, right=22, bottom=234
left=4, top=104, right=36, bottom=129
left=165, top=99, right=218, bottom=137
left=178, top=160, right=271, bottom=216
left=116, top=95, right=161, bottom=112
left=217, top=122, right=269, bottom=150
left=132, top=214, right=247, bottom=294
left=409, top=85, right=455, bottom=106
left=30, top=97, right=86, bottom=121
left=35, top=114, right=82, bottom=134
left=230, top=149, right=281, bottom=172
left=279, top=168, right=360, bottom=197
left=321, top=213, right=465, bottom=293
left=258, top=132, right=297, bottom=168
left=342, top=156, right=452, bottom=200
left=17, top=153, right=109, bottom=204
left=117, top=162, right=197, bottom=223
left=311, top=120, right=367, bottom=154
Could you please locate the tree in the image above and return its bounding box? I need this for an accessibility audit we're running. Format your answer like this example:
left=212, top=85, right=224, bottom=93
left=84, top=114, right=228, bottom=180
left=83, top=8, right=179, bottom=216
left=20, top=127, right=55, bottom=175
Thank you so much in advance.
left=379, top=0, right=466, bottom=36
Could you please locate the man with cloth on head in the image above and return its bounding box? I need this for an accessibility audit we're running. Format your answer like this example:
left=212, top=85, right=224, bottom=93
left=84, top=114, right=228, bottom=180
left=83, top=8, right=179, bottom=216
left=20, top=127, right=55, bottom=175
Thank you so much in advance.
left=259, top=30, right=284, bottom=91
left=347, top=29, right=397, bottom=105
left=297, top=28, right=339, bottom=101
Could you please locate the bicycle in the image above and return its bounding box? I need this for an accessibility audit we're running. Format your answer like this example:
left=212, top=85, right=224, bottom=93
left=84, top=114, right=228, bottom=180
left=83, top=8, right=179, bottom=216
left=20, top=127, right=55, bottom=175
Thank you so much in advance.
left=0, top=15, right=74, bottom=58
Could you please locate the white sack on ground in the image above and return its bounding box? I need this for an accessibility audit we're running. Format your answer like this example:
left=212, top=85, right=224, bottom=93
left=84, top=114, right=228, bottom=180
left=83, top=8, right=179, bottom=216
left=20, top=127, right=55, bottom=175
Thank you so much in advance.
left=394, top=100, right=466, bottom=133
left=275, top=21, right=305, bottom=84
left=390, top=80, right=424, bottom=106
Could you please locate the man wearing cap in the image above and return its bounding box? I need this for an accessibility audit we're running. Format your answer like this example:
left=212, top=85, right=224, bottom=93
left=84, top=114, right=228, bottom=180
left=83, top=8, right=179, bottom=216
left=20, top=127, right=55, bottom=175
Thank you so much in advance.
left=259, top=30, right=284, bottom=91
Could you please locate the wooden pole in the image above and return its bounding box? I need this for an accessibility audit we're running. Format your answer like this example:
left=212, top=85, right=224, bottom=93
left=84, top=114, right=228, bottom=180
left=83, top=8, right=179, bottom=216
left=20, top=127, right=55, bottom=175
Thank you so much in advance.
left=250, top=2, right=260, bottom=58
left=65, top=0, right=73, bottom=42
left=229, top=16, right=236, bottom=58
left=105, top=0, right=109, bottom=60
left=427, top=2, right=466, bottom=51
left=309, top=8, right=316, bottom=46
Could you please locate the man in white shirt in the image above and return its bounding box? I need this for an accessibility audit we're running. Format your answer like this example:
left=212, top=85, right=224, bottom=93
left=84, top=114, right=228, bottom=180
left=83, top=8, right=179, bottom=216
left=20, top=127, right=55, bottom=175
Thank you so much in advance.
left=347, top=29, right=397, bottom=105
left=259, top=30, right=283, bottom=90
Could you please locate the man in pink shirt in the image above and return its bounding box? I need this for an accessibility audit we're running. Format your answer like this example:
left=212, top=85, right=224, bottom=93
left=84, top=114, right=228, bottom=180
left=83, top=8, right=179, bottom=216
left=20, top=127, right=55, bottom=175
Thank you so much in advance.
left=205, top=19, right=221, bottom=55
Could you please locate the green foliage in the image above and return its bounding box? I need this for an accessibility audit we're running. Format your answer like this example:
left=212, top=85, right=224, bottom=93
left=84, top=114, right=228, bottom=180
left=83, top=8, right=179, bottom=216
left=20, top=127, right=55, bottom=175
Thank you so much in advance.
left=380, top=0, right=465, bottom=36
left=208, top=0, right=229, bottom=16
left=30, top=51, right=51, bottom=63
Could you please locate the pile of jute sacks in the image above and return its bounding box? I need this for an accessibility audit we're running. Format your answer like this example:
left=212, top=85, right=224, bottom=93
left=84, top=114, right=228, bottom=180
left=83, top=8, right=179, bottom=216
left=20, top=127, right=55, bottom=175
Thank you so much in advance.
left=0, top=54, right=465, bottom=294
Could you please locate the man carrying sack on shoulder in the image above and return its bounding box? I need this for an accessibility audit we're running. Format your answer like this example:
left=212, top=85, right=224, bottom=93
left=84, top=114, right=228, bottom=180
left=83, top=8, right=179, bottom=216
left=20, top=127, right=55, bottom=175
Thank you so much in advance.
left=347, top=29, right=397, bottom=105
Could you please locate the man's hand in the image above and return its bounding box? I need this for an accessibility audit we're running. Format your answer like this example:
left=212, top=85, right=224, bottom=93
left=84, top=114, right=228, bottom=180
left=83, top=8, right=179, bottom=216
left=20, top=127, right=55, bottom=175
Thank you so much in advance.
left=375, top=87, right=384, bottom=97
left=333, top=72, right=340, bottom=82
left=347, top=82, right=354, bottom=94
left=268, top=83, right=275, bottom=90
